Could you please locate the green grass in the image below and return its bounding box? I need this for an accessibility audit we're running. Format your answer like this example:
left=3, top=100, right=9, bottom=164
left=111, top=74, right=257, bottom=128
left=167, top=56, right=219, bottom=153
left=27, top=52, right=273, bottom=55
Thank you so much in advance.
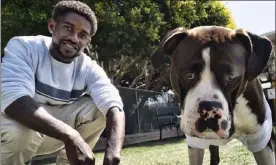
left=41, top=137, right=256, bottom=165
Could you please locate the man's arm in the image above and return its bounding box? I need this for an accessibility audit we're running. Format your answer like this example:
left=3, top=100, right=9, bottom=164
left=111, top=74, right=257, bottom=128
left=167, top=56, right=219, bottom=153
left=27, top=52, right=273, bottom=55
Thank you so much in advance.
left=103, top=107, right=125, bottom=165
left=5, top=96, right=78, bottom=143
left=85, top=60, right=125, bottom=164
left=5, top=96, right=95, bottom=164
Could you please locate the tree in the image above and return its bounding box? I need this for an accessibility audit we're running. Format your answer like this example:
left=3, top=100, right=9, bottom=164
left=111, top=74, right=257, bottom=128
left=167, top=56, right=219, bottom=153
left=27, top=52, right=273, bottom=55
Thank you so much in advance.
left=87, top=0, right=236, bottom=92
left=1, top=0, right=236, bottom=92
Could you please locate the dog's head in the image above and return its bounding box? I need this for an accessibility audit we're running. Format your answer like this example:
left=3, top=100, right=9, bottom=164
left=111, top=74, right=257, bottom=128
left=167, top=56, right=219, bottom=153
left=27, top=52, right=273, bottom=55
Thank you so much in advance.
left=151, top=26, right=272, bottom=139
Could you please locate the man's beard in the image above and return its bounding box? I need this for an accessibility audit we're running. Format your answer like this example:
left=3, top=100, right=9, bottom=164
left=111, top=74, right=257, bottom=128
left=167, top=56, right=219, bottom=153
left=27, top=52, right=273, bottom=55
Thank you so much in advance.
left=52, top=40, right=81, bottom=61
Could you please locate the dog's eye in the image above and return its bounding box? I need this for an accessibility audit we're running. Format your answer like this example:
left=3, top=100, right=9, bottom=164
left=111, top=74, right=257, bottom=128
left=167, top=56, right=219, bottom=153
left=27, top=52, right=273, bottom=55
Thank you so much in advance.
left=225, top=74, right=236, bottom=82
left=185, top=72, right=195, bottom=80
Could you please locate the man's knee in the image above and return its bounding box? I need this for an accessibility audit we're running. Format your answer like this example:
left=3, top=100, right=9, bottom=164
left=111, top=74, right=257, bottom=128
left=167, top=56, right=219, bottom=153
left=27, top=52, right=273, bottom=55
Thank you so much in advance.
left=1, top=123, right=43, bottom=152
left=74, top=96, right=105, bottom=128
left=1, top=122, right=43, bottom=165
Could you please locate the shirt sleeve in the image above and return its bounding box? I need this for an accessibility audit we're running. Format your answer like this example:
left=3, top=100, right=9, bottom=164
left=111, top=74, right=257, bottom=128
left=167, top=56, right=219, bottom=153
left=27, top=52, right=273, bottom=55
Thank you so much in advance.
left=85, top=60, right=124, bottom=115
left=1, top=37, right=36, bottom=113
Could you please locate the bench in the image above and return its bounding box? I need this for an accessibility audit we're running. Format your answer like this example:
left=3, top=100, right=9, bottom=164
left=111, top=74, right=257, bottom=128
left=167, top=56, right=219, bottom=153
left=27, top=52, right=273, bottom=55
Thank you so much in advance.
left=154, top=107, right=181, bottom=140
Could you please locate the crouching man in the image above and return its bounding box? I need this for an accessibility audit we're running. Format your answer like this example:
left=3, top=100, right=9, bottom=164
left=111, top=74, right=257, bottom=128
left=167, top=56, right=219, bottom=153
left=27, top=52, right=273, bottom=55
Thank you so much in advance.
left=1, top=1, right=125, bottom=165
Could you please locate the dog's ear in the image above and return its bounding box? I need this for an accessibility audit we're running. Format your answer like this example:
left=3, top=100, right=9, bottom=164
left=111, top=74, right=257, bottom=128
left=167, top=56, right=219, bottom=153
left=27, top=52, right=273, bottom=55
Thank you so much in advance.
left=151, top=27, right=188, bottom=70
left=236, top=29, right=273, bottom=82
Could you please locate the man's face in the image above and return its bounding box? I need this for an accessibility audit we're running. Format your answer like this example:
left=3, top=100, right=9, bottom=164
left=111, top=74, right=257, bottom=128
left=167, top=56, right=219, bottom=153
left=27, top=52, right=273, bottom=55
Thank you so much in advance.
left=48, top=12, right=92, bottom=61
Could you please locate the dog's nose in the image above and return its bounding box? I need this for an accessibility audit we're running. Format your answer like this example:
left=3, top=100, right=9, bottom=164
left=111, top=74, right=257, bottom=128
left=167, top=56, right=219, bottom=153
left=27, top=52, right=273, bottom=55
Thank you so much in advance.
left=198, top=100, right=223, bottom=111
left=197, top=101, right=223, bottom=118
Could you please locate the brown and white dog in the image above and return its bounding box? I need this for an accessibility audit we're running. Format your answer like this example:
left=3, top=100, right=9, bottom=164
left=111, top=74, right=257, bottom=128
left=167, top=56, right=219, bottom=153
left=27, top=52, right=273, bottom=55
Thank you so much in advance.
left=151, top=26, right=276, bottom=165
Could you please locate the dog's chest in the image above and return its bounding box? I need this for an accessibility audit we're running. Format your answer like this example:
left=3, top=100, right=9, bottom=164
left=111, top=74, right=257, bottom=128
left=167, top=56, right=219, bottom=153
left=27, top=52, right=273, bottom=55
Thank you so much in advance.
left=233, top=95, right=261, bottom=136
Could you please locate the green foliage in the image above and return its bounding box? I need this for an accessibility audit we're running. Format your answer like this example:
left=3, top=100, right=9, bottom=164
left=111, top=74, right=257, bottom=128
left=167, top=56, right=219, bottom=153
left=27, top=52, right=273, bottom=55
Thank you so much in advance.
left=1, top=0, right=236, bottom=59
left=88, top=0, right=166, bottom=60
left=1, top=0, right=59, bottom=52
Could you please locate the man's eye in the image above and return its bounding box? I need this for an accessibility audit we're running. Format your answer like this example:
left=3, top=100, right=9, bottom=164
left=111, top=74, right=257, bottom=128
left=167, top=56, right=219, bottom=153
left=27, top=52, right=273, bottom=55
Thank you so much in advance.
left=64, top=26, right=72, bottom=31
left=80, top=33, right=88, bottom=39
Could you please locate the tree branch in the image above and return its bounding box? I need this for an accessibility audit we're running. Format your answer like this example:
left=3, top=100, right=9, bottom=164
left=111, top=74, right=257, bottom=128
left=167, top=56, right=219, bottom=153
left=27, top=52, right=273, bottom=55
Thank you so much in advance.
left=145, top=64, right=154, bottom=90
left=119, top=56, right=144, bottom=76
left=129, top=61, right=147, bottom=88
left=152, top=70, right=170, bottom=91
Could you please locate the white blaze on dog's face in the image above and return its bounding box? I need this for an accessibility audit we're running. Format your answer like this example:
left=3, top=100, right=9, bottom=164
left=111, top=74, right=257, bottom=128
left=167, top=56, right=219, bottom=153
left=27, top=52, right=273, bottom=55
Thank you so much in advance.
left=181, top=47, right=231, bottom=139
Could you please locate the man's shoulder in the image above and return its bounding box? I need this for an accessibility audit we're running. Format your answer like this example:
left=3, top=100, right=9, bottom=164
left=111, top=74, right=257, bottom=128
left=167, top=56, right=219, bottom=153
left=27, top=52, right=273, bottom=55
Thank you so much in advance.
left=8, top=35, right=51, bottom=48
left=75, top=53, right=104, bottom=74
left=77, top=52, right=95, bottom=65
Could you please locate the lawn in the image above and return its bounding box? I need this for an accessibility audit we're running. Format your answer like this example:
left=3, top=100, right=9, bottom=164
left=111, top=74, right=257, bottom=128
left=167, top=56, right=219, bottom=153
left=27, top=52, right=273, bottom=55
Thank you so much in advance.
left=40, top=137, right=256, bottom=165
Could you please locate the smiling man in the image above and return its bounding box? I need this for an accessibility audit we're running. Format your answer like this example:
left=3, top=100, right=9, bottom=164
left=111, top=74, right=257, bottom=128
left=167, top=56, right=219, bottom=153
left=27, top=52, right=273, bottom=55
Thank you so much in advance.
left=1, top=1, right=125, bottom=165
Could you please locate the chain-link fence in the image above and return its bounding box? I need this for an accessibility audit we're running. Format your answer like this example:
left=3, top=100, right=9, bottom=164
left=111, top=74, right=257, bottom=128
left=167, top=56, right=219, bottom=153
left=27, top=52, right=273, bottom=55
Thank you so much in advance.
left=117, top=87, right=181, bottom=135
left=117, top=83, right=276, bottom=135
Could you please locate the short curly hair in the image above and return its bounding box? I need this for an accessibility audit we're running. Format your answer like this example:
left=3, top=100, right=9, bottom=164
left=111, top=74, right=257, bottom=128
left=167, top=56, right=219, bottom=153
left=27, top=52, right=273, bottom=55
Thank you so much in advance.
left=52, top=0, right=97, bottom=36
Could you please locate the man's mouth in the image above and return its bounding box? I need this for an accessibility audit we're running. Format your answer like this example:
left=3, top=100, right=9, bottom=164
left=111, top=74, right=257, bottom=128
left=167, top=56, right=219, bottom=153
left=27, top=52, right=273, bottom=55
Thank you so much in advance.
left=63, top=42, right=78, bottom=50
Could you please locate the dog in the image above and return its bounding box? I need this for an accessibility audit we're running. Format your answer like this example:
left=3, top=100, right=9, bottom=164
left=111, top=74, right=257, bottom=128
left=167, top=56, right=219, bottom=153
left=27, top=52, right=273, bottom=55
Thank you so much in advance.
left=150, top=25, right=276, bottom=165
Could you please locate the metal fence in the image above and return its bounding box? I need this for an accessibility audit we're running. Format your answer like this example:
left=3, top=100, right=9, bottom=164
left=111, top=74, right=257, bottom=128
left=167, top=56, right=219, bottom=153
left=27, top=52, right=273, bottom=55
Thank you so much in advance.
left=117, top=84, right=276, bottom=135
left=117, top=87, right=181, bottom=135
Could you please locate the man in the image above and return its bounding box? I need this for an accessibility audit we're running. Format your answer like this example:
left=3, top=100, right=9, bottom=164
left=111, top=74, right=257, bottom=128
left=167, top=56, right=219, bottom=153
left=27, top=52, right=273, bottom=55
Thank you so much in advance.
left=1, top=1, right=125, bottom=165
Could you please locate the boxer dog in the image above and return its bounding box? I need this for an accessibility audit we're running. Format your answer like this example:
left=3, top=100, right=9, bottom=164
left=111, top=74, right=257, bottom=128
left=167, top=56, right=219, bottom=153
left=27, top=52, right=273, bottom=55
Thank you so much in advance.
left=150, top=26, right=276, bottom=165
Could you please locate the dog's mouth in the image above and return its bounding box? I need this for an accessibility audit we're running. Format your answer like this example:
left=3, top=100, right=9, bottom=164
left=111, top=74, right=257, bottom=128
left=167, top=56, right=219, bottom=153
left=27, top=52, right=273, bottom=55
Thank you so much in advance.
left=181, top=107, right=231, bottom=140
left=190, top=128, right=230, bottom=139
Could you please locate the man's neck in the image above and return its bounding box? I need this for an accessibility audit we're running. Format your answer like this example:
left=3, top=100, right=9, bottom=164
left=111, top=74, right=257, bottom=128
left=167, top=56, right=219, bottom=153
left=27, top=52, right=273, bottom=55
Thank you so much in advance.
left=49, top=43, right=74, bottom=64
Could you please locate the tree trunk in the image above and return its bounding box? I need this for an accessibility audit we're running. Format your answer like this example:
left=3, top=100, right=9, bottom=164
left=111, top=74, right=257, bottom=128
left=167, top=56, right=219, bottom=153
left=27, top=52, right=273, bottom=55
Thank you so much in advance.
left=129, top=60, right=147, bottom=88
left=152, top=70, right=170, bottom=91
left=113, top=56, right=144, bottom=86
left=145, top=65, right=154, bottom=90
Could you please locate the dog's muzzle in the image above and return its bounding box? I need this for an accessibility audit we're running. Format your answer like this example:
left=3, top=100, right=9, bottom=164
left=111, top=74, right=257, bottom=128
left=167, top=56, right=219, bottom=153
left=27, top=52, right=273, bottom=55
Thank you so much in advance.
left=194, top=100, right=229, bottom=138
left=182, top=98, right=231, bottom=139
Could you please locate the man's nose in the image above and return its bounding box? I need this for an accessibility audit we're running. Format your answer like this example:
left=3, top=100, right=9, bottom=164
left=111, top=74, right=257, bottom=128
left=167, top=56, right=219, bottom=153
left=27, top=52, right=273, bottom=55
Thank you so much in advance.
left=69, top=32, right=79, bottom=43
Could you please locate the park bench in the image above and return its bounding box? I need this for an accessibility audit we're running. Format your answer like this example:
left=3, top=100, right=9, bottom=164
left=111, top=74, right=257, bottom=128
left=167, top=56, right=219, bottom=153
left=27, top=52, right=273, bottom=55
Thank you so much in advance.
left=154, top=107, right=181, bottom=140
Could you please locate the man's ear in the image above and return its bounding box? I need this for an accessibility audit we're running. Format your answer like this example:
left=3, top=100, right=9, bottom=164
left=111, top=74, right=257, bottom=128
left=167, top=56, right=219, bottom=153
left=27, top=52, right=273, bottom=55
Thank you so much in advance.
left=236, top=29, right=273, bottom=82
left=150, top=27, right=188, bottom=70
left=48, top=19, right=56, bottom=34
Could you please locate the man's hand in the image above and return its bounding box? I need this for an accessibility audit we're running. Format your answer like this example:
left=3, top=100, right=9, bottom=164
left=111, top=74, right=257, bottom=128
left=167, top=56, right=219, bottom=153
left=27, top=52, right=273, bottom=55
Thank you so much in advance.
left=65, top=130, right=95, bottom=165
left=103, top=107, right=125, bottom=165
left=103, top=145, right=120, bottom=165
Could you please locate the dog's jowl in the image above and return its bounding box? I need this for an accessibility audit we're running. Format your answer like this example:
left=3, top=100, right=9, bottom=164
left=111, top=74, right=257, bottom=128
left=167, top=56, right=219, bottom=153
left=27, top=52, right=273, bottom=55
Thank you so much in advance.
left=151, top=26, right=276, bottom=165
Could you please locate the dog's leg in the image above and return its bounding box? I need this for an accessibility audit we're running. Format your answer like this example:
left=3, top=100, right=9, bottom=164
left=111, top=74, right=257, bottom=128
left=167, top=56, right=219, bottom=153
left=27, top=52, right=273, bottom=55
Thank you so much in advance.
left=269, top=127, right=276, bottom=163
left=253, top=140, right=275, bottom=165
left=271, top=127, right=276, bottom=162
left=188, top=146, right=204, bottom=165
left=209, top=145, right=220, bottom=165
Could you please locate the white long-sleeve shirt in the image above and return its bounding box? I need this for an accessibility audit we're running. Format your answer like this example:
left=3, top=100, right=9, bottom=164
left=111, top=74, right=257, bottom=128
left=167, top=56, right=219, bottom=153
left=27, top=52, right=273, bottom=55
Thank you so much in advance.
left=1, top=35, right=123, bottom=115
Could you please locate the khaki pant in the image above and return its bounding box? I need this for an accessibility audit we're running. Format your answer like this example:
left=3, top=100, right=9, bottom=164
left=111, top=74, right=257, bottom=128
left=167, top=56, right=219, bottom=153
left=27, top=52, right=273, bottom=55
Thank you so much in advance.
left=1, top=96, right=106, bottom=165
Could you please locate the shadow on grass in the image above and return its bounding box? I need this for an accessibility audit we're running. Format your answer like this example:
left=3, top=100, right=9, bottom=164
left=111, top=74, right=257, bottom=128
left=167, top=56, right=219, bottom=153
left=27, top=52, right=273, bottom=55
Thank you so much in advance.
left=95, top=136, right=186, bottom=153
left=31, top=136, right=185, bottom=165
left=31, top=158, right=56, bottom=165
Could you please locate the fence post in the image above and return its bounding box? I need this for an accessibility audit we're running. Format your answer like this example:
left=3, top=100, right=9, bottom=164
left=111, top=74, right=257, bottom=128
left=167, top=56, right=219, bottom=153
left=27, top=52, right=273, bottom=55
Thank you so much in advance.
left=135, top=88, right=141, bottom=133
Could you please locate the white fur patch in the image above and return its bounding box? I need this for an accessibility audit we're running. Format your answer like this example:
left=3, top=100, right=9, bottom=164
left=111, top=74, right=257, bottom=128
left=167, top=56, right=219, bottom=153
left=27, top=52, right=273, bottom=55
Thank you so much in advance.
left=234, top=95, right=261, bottom=135
left=181, top=47, right=230, bottom=138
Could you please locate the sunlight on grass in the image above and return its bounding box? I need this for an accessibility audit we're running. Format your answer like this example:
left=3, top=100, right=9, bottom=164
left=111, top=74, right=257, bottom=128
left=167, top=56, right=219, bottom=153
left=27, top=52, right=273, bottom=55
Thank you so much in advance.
left=92, top=138, right=256, bottom=165
left=43, top=137, right=256, bottom=165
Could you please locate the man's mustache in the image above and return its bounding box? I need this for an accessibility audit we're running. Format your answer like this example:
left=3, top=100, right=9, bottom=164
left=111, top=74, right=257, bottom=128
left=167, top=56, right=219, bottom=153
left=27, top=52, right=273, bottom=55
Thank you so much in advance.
left=60, top=40, right=79, bottom=50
